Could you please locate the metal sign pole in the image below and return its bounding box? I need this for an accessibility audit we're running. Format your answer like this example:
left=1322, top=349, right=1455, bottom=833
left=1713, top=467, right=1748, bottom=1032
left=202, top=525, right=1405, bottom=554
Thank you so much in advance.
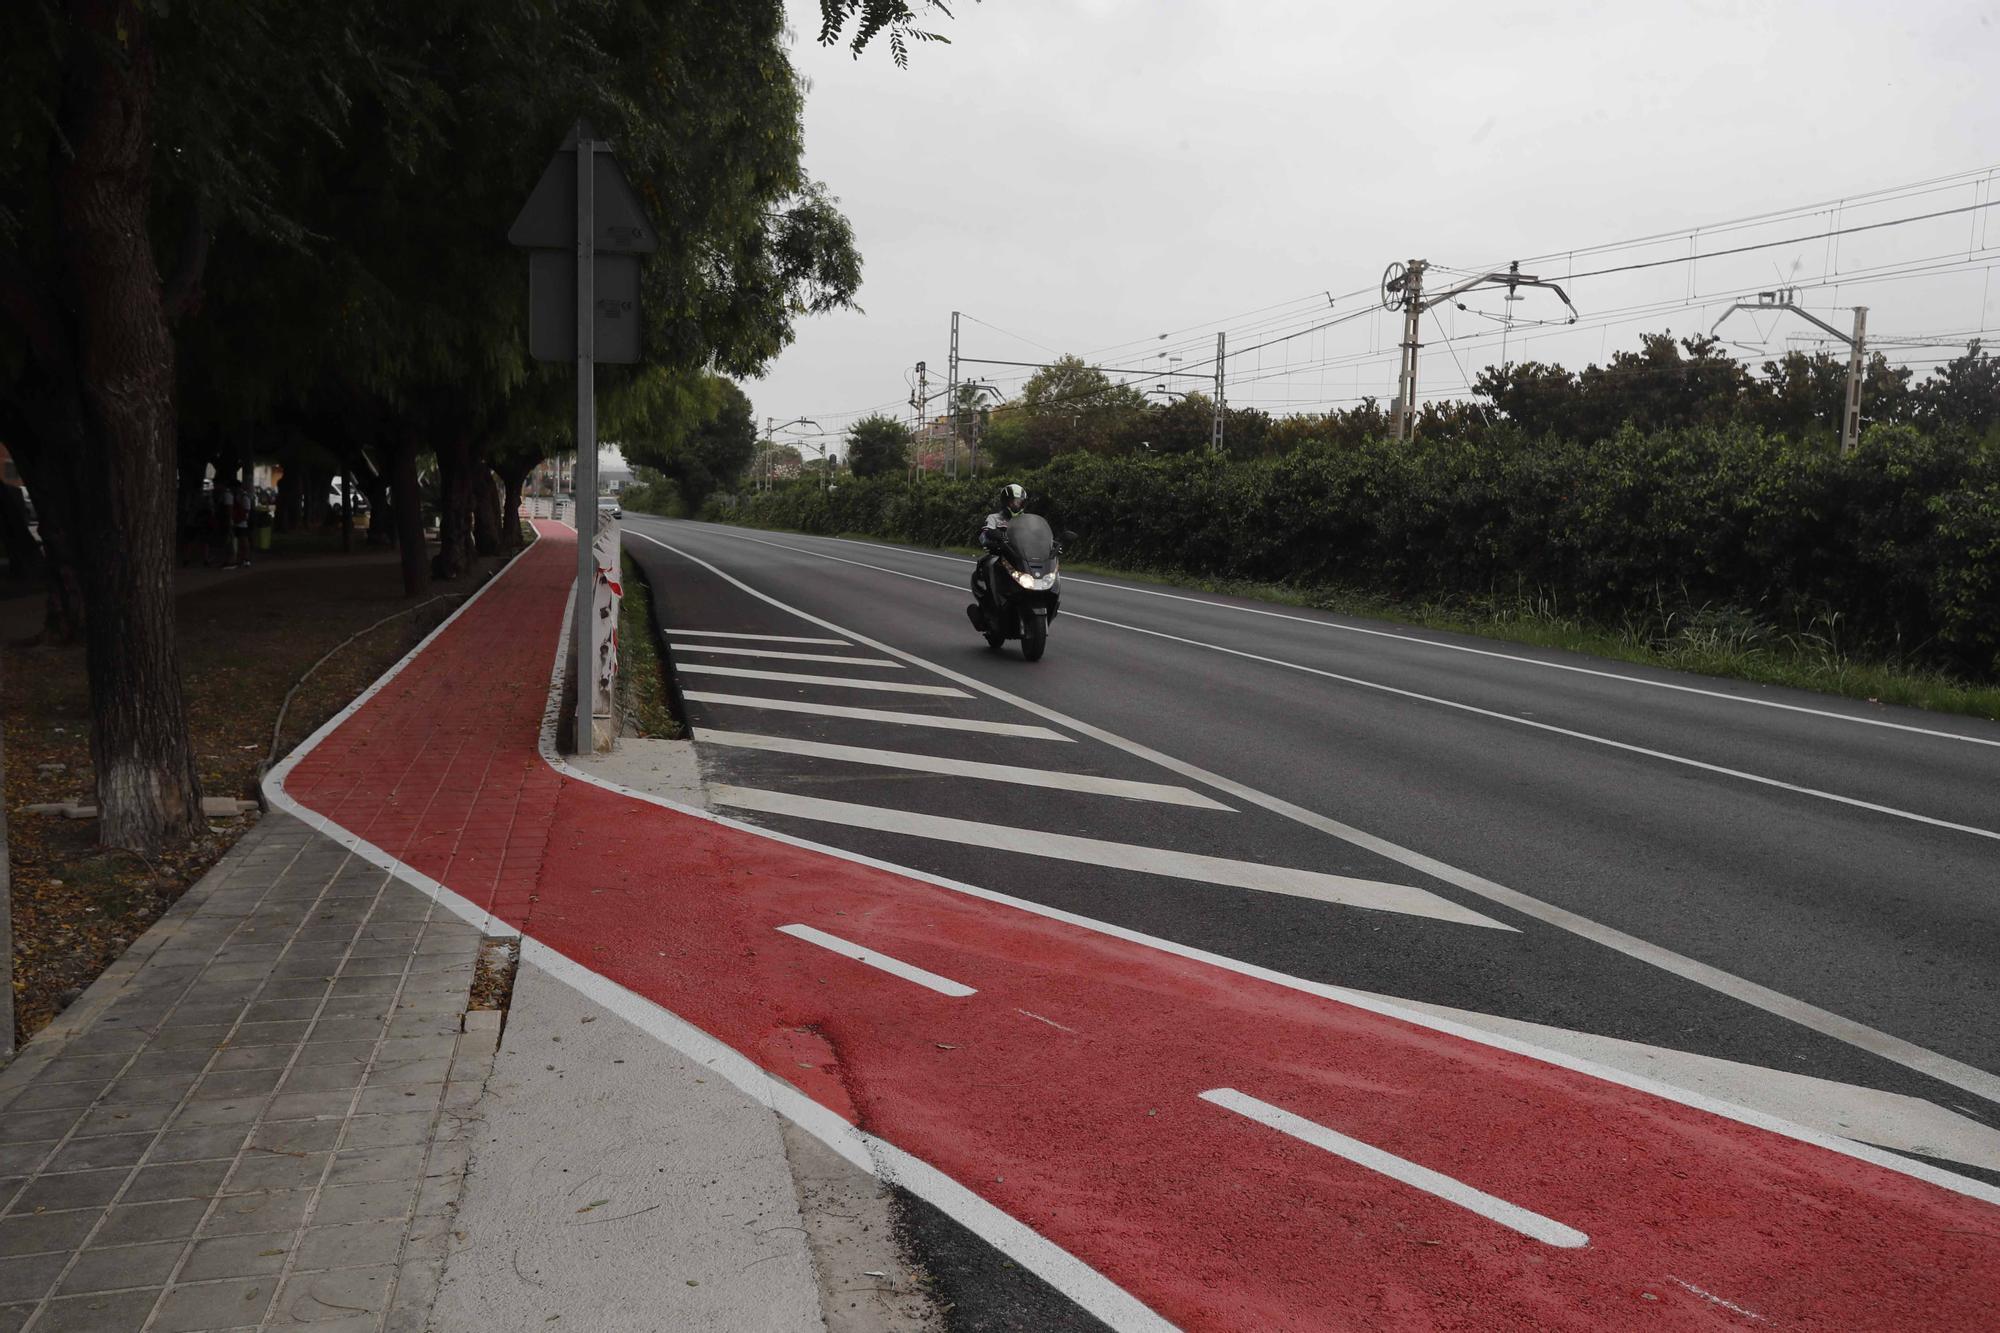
left=574, top=133, right=598, bottom=755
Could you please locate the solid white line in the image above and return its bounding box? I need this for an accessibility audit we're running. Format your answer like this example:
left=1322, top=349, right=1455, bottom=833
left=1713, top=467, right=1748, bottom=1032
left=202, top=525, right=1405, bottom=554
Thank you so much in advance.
left=712, top=785, right=1512, bottom=930
left=697, top=730, right=1233, bottom=809
left=674, top=644, right=903, bottom=667
left=668, top=629, right=851, bottom=645
left=673, top=529, right=2000, bottom=844
left=1198, top=1088, right=1590, bottom=1249
left=776, top=923, right=978, bottom=997
left=684, top=692, right=1073, bottom=741
left=632, top=528, right=2000, bottom=1110
left=736, top=524, right=2000, bottom=752
left=676, top=665, right=970, bottom=697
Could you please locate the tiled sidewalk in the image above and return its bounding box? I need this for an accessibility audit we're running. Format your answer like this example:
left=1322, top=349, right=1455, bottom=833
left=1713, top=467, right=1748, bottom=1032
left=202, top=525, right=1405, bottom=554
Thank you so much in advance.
left=0, top=812, right=499, bottom=1332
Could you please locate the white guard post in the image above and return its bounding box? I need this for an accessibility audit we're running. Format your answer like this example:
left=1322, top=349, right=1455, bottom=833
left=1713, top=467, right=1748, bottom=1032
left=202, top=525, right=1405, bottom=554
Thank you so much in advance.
left=589, top=516, right=622, bottom=752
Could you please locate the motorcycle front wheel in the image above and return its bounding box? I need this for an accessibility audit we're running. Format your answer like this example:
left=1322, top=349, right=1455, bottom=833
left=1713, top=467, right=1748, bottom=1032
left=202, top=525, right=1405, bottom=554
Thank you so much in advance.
left=1021, top=612, right=1047, bottom=662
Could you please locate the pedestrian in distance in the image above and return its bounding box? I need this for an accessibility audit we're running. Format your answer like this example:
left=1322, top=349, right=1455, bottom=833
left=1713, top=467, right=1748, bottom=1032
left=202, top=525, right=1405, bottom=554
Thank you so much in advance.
left=231, top=481, right=254, bottom=568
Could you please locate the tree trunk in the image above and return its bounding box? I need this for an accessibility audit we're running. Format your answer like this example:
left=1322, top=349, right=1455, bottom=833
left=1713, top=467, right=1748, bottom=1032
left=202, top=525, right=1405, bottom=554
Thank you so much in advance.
left=471, top=456, right=501, bottom=556
left=56, top=0, right=204, bottom=852
left=389, top=439, right=429, bottom=596
left=430, top=433, right=474, bottom=580
left=275, top=460, right=304, bottom=533
left=0, top=485, right=39, bottom=580
left=498, top=464, right=531, bottom=552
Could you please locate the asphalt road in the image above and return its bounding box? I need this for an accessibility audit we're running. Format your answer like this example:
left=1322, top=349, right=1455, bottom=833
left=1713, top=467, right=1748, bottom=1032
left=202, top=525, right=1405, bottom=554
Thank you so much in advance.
left=622, top=514, right=2000, bottom=1176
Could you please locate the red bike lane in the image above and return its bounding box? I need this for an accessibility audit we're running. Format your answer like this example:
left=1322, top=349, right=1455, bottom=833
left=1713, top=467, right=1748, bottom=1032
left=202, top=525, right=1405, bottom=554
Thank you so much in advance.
left=276, top=523, right=2000, bottom=1331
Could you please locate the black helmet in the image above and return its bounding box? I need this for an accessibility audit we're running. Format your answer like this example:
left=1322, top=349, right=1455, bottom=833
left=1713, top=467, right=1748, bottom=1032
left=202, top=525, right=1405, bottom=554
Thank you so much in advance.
left=999, top=483, right=1027, bottom=514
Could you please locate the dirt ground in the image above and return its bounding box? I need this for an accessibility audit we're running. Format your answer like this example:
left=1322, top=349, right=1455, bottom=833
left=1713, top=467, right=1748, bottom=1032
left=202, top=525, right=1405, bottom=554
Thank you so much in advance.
left=2, top=535, right=521, bottom=1045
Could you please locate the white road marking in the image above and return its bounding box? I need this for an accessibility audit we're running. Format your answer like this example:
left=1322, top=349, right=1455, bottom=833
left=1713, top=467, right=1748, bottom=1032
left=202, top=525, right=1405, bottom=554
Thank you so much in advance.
left=668, top=629, right=851, bottom=645
left=1199, top=1088, right=1590, bottom=1249
left=1375, top=993, right=2000, bottom=1172
left=678, top=529, right=2000, bottom=844
left=698, top=730, right=1231, bottom=809
left=1668, top=1277, right=1768, bottom=1322
left=1018, top=1009, right=1077, bottom=1033
left=775, top=923, right=978, bottom=997
left=773, top=526, right=2000, bottom=752
left=676, top=665, right=971, bottom=697
left=632, top=528, right=2000, bottom=1109
left=675, top=644, right=903, bottom=668
left=711, top=785, right=1512, bottom=930
left=683, top=692, right=1073, bottom=741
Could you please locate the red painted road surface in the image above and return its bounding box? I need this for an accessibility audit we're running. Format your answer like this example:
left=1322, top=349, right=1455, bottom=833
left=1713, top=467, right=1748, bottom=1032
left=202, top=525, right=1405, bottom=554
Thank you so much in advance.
left=281, top=523, right=2000, bottom=1331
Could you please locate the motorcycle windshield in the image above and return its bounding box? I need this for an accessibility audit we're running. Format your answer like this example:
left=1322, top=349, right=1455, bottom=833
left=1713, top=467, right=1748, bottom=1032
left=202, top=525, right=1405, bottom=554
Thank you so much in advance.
left=1007, top=514, right=1056, bottom=567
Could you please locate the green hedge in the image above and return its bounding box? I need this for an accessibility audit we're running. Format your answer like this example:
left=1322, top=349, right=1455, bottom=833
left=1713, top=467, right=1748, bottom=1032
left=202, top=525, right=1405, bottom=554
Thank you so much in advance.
left=709, top=423, right=2000, bottom=679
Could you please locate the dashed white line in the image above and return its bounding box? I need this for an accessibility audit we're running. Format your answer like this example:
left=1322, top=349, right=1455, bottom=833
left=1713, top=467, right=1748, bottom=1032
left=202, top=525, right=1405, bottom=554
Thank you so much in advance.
left=668, top=629, right=853, bottom=646
left=697, top=730, right=1231, bottom=809
left=712, top=785, right=1511, bottom=930
left=776, top=924, right=978, bottom=997
left=676, top=665, right=971, bottom=697
left=675, top=645, right=903, bottom=668
left=1199, top=1088, right=1590, bottom=1249
left=683, top=693, right=1073, bottom=741
left=1017, top=1009, right=1077, bottom=1034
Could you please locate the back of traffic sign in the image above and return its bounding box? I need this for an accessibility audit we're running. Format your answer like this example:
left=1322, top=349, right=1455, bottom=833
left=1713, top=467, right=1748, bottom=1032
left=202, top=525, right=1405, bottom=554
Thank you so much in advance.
left=507, top=120, right=660, bottom=254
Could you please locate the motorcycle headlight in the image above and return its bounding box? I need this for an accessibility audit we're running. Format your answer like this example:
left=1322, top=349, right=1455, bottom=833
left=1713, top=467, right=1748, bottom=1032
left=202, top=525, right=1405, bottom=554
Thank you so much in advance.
left=1012, top=569, right=1057, bottom=591
left=1011, top=568, right=1037, bottom=589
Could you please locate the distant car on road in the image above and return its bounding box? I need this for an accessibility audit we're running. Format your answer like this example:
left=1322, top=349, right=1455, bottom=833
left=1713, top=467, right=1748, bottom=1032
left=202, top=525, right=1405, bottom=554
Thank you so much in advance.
left=600, top=499, right=622, bottom=520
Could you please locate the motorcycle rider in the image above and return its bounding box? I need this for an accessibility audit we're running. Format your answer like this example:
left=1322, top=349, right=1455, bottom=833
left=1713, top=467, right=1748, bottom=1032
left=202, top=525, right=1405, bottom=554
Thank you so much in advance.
left=971, top=483, right=1028, bottom=621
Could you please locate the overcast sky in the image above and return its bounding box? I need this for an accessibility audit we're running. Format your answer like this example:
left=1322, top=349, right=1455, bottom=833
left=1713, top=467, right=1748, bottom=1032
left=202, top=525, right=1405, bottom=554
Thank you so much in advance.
left=743, top=0, right=2000, bottom=449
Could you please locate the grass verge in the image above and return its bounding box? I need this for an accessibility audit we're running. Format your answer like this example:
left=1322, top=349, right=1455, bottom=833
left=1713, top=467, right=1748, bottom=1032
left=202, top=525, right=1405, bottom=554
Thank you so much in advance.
left=791, top=525, right=2000, bottom=723
left=617, top=551, right=684, bottom=739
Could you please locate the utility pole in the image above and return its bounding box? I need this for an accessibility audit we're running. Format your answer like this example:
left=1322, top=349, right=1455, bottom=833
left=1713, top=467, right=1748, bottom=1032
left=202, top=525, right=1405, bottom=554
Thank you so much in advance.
left=946, top=311, right=961, bottom=480
left=1210, top=331, right=1227, bottom=453
left=764, top=416, right=774, bottom=492
left=912, top=361, right=928, bottom=480
left=1712, top=291, right=1869, bottom=455
left=1382, top=258, right=1578, bottom=443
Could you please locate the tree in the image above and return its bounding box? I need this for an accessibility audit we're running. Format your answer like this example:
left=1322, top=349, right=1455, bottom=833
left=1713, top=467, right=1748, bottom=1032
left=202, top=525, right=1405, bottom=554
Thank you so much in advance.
left=846, top=414, right=912, bottom=477
left=623, top=377, right=758, bottom=512
left=1016, top=356, right=1147, bottom=457
left=1912, top=341, right=2000, bottom=439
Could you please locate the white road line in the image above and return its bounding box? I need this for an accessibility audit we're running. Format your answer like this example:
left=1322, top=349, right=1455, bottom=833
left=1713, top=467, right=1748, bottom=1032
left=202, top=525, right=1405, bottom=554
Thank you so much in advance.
left=776, top=923, right=978, bottom=997
left=773, top=527, right=2000, bottom=752
left=676, top=665, right=971, bottom=698
left=632, top=528, right=2000, bottom=1109
left=668, top=629, right=851, bottom=645
left=675, top=644, right=903, bottom=668
left=1199, top=1088, right=1590, bottom=1249
left=683, top=693, right=1073, bottom=741
left=698, top=730, right=1232, bottom=809
left=712, top=786, right=1512, bottom=930
left=682, top=529, right=2000, bottom=844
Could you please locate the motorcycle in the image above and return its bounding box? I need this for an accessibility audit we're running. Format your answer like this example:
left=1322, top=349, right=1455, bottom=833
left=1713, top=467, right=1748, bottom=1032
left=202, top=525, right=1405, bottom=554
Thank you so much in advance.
left=966, top=512, right=1068, bottom=661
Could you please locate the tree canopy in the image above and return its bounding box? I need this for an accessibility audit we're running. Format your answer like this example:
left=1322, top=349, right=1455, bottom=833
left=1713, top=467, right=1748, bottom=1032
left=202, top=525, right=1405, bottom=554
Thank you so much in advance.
left=846, top=413, right=913, bottom=477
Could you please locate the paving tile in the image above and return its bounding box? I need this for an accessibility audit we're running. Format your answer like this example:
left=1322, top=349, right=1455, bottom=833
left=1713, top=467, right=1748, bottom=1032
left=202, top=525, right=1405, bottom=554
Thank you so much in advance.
left=0, top=1250, right=68, bottom=1303
left=278, top=1065, right=365, bottom=1097
left=127, top=1048, right=224, bottom=1079
left=180, top=1231, right=293, bottom=1283
left=192, top=1068, right=286, bottom=1101
left=0, top=1210, right=99, bottom=1258
left=149, top=1025, right=235, bottom=1052
left=247, top=1121, right=342, bottom=1156
left=325, top=1145, right=425, bottom=1188
left=305, top=1019, right=384, bottom=1046
left=310, top=1180, right=415, bottom=1228
left=0, top=1110, right=84, bottom=1144
left=36, top=1287, right=162, bottom=1333
left=0, top=1147, right=52, bottom=1180
left=61, top=1028, right=150, bottom=1056
left=242, top=999, right=322, bottom=1025
left=152, top=1276, right=275, bottom=1332
left=228, top=1022, right=311, bottom=1049
left=265, top=1092, right=355, bottom=1123
left=271, top=1264, right=392, bottom=1328
left=2, top=1081, right=105, bottom=1113
left=59, top=1239, right=185, bottom=1293
left=123, top=1159, right=233, bottom=1204
left=75, top=1105, right=173, bottom=1137
left=202, top=1190, right=311, bottom=1238
left=336, top=1114, right=433, bottom=1152
left=47, top=1132, right=155, bottom=1171
left=41, top=1055, right=131, bottom=1085
left=96, top=1199, right=209, bottom=1247
left=257, top=979, right=333, bottom=1003
left=102, top=1074, right=200, bottom=1107
left=224, top=1151, right=329, bottom=1197
left=208, top=1045, right=296, bottom=1073
left=291, top=1043, right=373, bottom=1070
left=7, top=1168, right=130, bottom=1215
left=166, top=1003, right=249, bottom=1028
left=359, top=1083, right=442, bottom=1117
left=150, top=1126, right=249, bottom=1165
left=334, top=957, right=406, bottom=979
left=292, top=1222, right=404, bottom=1272
left=168, top=1099, right=267, bottom=1130
left=328, top=975, right=401, bottom=998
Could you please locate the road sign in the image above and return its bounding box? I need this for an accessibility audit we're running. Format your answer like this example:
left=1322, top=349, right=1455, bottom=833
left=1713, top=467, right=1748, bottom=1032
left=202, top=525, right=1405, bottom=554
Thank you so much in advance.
left=528, top=252, right=641, bottom=364
left=508, top=118, right=656, bottom=755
